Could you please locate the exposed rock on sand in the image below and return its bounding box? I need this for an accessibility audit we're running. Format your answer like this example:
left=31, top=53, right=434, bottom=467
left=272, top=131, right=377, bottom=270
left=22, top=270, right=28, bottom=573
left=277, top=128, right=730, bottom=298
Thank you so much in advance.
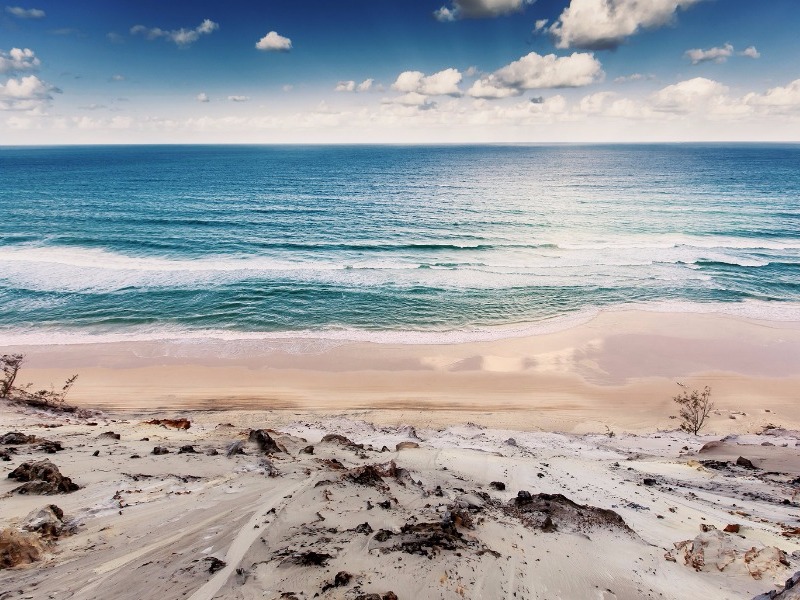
left=754, top=570, right=800, bottom=599
left=8, top=460, right=79, bottom=494
left=506, top=491, right=634, bottom=535
left=249, top=429, right=285, bottom=454
left=672, top=526, right=789, bottom=579
left=0, top=529, right=44, bottom=569
left=143, top=418, right=191, bottom=430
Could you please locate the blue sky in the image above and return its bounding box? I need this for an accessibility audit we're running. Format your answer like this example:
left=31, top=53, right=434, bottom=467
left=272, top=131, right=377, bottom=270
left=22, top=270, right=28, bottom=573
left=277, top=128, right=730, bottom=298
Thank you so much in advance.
left=1, top=0, right=799, bottom=143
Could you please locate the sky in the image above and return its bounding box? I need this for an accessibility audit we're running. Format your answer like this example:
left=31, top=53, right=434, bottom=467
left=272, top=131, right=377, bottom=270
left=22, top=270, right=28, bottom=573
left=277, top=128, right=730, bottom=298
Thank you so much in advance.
left=1, top=0, right=799, bottom=144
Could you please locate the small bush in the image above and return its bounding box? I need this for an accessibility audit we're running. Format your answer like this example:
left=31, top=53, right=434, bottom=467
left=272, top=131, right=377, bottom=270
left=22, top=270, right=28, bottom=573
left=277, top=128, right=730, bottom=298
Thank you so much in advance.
left=673, top=385, right=714, bottom=435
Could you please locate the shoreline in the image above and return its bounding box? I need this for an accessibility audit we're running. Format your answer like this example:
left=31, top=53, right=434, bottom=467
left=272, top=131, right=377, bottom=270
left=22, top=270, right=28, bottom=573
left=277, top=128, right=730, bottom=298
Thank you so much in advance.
left=3, top=309, right=800, bottom=434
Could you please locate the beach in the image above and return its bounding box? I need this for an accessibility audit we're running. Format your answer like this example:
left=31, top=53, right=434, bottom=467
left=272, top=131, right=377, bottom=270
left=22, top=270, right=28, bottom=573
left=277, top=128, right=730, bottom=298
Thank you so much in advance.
left=5, top=309, right=800, bottom=433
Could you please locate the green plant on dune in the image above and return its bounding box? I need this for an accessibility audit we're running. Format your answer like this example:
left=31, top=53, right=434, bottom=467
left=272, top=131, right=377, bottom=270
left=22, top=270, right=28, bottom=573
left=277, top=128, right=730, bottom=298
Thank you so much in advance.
left=673, top=384, right=714, bottom=435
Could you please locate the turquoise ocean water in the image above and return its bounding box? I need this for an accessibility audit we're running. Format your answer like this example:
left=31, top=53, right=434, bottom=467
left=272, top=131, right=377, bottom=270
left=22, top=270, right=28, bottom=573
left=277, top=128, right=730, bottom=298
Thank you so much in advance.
left=1, top=144, right=799, bottom=345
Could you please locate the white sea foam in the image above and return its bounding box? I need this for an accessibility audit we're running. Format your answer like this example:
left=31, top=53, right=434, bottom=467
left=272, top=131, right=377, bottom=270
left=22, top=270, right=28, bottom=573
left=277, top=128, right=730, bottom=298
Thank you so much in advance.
left=0, top=240, right=791, bottom=292
left=2, top=300, right=800, bottom=349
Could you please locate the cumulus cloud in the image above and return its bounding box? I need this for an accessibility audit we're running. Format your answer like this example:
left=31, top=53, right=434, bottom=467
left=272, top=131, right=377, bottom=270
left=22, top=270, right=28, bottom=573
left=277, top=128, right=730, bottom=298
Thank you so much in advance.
left=130, top=19, right=218, bottom=47
left=684, top=43, right=733, bottom=65
left=392, top=68, right=462, bottom=96
left=739, top=46, right=760, bottom=59
left=550, top=0, right=702, bottom=50
left=648, top=77, right=741, bottom=115
left=228, top=95, right=249, bottom=102
left=468, top=51, right=603, bottom=98
left=0, top=74, right=59, bottom=111
left=5, top=6, right=45, bottom=19
left=335, top=78, right=374, bottom=93
left=533, top=19, right=548, bottom=32
left=197, top=92, right=209, bottom=103
left=435, top=0, right=534, bottom=20
left=0, top=48, right=40, bottom=74
left=744, top=79, right=800, bottom=113
left=255, top=31, right=292, bottom=52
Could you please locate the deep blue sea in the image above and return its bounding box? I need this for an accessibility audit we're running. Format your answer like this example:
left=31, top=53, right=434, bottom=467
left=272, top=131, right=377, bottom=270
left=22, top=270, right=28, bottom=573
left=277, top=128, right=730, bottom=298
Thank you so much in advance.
left=1, top=144, right=799, bottom=344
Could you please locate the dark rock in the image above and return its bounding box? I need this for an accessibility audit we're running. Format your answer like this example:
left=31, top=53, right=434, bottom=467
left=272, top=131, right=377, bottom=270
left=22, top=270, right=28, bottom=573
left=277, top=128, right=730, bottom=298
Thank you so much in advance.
left=38, top=440, right=64, bottom=454
left=203, top=556, right=226, bottom=573
left=516, top=490, right=533, bottom=505
left=92, top=450, right=99, bottom=457
left=206, top=448, right=219, bottom=456
left=248, top=429, right=284, bottom=454
left=353, top=522, right=374, bottom=534
left=299, top=445, right=314, bottom=455
left=506, top=492, right=633, bottom=535
left=374, top=529, right=393, bottom=542
left=178, top=445, right=196, bottom=454
left=355, top=595, right=382, bottom=600
left=383, top=593, right=399, bottom=600
left=99, top=431, right=120, bottom=440
left=321, top=571, right=352, bottom=592
left=490, top=481, right=506, bottom=491
left=290, top=551, right=331, bottom=566
left=0, top=448, right=15, bottom=461
left=724, top=524, right=741, bottom=533
left=643, top=478, right=657, bottom=486
left=8, top=460, right=79, bottom=494
left=321, top=434, right=363, bottom=449
left=344, top=461, right=398, bottom=487
left=737, top=456, right=757, bottom=469
left=130, top=454, right=141, bottom=459
left=0, top=432, right=35, bottom=445
left=505, top=438, right=517, bottom=446
left=152, top=446, right=170, bottom=455
left=700, top=459, right=731, bottom=470
left=378, top=500, right=391, bottom=510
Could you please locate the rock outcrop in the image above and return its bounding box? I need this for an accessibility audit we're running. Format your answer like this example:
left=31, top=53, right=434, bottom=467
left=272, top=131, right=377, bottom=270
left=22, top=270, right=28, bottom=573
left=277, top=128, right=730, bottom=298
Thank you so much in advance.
left=8, top=460, right=79, bottom=494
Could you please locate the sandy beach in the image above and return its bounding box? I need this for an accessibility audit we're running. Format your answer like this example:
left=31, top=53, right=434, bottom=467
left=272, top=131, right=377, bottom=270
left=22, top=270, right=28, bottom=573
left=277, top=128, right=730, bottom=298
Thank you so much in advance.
left=1, top=310, right=800, bottom=599
left=4, top=310, right=800, bottom=433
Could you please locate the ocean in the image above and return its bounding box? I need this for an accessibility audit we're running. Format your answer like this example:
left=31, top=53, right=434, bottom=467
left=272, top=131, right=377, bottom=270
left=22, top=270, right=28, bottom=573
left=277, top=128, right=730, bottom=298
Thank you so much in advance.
left=1, top=144, right=799, bottom=345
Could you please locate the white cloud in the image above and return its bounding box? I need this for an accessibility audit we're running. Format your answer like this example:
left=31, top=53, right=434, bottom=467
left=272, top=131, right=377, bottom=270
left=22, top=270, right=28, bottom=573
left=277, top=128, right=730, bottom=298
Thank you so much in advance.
left=0, top=74, right=59, bottom=111
left=197, top=92, right=209, bottom=103
left=335, top=78, right=375, bottom=93
left=435, top=0, right=534, bottom=20
left=468, top=51, right=603, bottom=98
left=650, top=77, right=727, bottom=113
left=533, top=19, right=548, bottom=32
left=5, top=6, right=45, bottom=19
left=335, top=80, right=356, bottom=92
left=0, top=48, right=40, bottom=74
left=613, top=73, right=648, bottom=83
left=130, top=19, right=218, bottom=47
left=228, top=95, right=249, bottom=102
left=550, top=0, right=702, bottom=50
left=255, top=31, right=292, bottom=52
left=685, top=43, right=733, bottom=65
left=744, top=79, right=800, bottom=113
left=739, top=46, right=760, bottom=59
left=392, top=68, right=462, bottom=96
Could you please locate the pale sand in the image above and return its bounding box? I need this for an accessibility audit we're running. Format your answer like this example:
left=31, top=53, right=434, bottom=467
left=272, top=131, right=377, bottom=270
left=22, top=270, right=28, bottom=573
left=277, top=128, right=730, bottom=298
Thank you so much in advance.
left=0, top=404, right=798, bottom=599
left=4, top=310, right=800, bottom=434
